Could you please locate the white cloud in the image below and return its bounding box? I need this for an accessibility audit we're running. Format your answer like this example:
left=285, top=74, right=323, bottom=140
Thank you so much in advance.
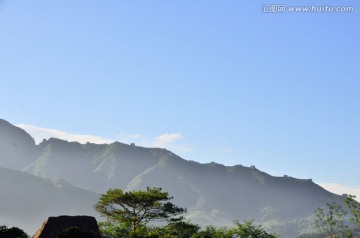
left=318, top=182, right=360, bottom=202
left=116, top=133, right=143, bottom=144
left=153, top=133, right=190, bottom=153
left=16, top=124, right=114, bottom=144
left=154, top=133, right=182, bottom=147
left=123, top=132, right=190, bottom=153
left=17, top=124, right=191, bottom=153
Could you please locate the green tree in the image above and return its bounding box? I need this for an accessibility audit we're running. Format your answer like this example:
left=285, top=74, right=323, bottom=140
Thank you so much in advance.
left=345, top=195, right=360, bottom=229
left=314, top=201, right=349, bottom=238
left=94, top=187, right=186, bottom=234
left=0, top=225, right=29, bottom=238
left=165, top=220, right=200, bottom=238
left=192, top=221, right=276, bottom=238
left=192, top=225, right=230, bottom=238
left=99, top=219, right=199, bottom=238
left=151, top=220, right=200, bottom=238
left=230, top=220, right=277, bottom=238
left=98, top=221, right=132, bottom=238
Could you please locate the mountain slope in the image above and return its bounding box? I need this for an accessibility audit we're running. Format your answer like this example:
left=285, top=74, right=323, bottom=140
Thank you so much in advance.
left=124, top=157, right=340, bottom=232
left=0, top=166, right=99, bottom=235
left=0, top=119, right=37, bottom=169
left=24, top=138, right=167, bottom=192
left=0, top=119, right=345, bottom=237
left=23, top=138, right=342, bottom=236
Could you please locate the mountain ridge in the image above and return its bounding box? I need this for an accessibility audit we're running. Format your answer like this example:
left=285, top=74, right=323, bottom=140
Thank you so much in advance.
left=0, top=119, right=343, bottom=237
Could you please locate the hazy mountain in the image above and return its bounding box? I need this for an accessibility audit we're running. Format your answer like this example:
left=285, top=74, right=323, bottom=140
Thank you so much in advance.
left=24, top=138, right=165, bottom=193
left=0, top=119, right=37, bottom=169
left=0, top=119, right=345, bottom=237
left=0, top=166, right=99, bottom=235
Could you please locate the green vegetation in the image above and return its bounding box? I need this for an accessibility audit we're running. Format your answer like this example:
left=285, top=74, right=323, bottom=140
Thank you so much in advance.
left=94, top=187, right=186, bottom=233
left=98, top=219, right=277, bottom=238
left=314, top=201, right=348, bottom=237
left=345, top=195, right=360, bottom=229
left=192, top=221, right=277, bottom=238
left=312, top=195, right=360, bottom=238
left=0, top=225, right=29, bottom=238
left=94, top=187, right=277, bottom=238
left=2, top=187, right=360, bottom=237
left=94, top=188, right=360, bottom=237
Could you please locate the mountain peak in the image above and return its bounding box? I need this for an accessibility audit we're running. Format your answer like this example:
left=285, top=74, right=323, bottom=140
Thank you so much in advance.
left=0, top=119, right=35, bottom=144
left=0, top=119, right=36, bottom=169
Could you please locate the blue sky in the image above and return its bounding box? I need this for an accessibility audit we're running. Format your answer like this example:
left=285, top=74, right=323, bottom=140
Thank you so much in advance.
left=0, top=0, right=359, bottom=196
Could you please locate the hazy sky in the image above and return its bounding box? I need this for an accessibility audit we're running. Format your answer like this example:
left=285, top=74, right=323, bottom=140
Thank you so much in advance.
left=0, top=1, right=359, bottom=196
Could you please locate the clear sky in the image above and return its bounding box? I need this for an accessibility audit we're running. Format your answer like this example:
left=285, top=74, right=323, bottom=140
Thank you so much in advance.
left=0, top=0, right=359, bottom=197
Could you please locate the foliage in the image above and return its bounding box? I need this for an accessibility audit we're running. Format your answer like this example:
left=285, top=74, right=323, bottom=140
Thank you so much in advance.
left=95, top=187, right=277, bottom=237
left=296, top=233, right=326, bottom=238
left=0, top=225, right=29, bottom=238
left=230, top=220, right=278, bottom=238
left=191, top=225, right=231, bottom=238
left=98, top=221, right=132, bottom=238
left=99, top=219, right=200, bottom=238
left=192, top=221, right=277, bottom=238
left=314, top=201, right=349, bottom=238
left=345, top=195, right=360, bottom=228
left=158, top=220, right=200, bottom=238
left=94, top=187, right=186, bottom=233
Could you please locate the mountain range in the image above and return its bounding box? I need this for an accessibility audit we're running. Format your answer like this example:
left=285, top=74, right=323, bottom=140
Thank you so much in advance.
left=0, top=119, right=344, bottom=237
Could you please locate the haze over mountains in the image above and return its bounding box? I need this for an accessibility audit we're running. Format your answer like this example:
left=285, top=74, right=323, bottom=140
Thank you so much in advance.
left=0, top=119, right=344, bottom=237
left=0, top=166, right=98, bottom=234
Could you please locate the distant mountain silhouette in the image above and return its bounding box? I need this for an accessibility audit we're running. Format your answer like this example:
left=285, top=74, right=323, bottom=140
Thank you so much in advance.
left=0, top=119, right=345, bottom=237
left=0, top=166, right=98, bottom=235
left=0, top=119, right=37, bottom=169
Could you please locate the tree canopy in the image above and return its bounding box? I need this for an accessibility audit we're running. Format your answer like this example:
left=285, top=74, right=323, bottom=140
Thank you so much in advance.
left=94, top=187, right=186, bottom=232
left=192, top=221, right=277, bottom=238
left=95, top=187, right=278, bottom=237
left=0, top=225, right=29, bottom=238
left=314, top=201, right=348, bottom=237
left=345, top=195, right=360, bottom=229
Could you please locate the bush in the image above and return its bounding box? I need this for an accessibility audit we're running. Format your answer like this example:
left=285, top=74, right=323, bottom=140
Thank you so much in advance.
left=0, top=225, right=29, bottom=238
